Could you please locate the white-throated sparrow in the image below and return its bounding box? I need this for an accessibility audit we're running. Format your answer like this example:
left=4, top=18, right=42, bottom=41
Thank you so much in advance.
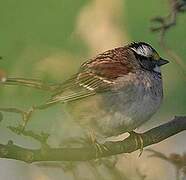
left=44, top=42, right=169, bottom=141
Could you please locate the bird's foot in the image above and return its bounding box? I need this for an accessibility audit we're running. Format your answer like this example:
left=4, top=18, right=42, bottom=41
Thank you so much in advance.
left=129, top=131, right=144, bottom=157
left=88, top=130, right=109, bottom=158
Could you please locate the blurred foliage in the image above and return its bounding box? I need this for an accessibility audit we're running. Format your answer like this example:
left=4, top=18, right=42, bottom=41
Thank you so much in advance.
left=0, top=0, right=88, bottom=81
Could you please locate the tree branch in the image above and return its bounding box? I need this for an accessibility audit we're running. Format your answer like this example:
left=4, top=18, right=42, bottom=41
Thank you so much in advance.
left=0, top=116, right=185, bottom=163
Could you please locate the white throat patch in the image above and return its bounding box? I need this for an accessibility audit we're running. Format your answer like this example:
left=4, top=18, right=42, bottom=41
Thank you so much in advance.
left=153, top=65, right=161, bottom=73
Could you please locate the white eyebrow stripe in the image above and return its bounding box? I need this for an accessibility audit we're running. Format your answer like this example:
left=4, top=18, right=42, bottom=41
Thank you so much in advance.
left=131, top=45, right=153, bottom=57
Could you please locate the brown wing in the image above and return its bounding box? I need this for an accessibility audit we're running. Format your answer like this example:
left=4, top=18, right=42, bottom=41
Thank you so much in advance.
left=47, top=47, right=135, bottom=104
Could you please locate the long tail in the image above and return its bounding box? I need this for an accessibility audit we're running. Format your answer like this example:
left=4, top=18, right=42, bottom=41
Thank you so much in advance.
left=34, top=98, right=62, bottom=110
left=4, top=77, right=58, bottom=91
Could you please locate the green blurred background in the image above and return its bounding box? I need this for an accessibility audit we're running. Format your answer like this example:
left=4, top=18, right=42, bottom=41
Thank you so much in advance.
left=0, top=0, right=185, bottom=179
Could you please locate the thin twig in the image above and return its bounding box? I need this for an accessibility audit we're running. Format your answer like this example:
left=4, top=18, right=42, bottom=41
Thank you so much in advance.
left=0, top=106, right=34, bottom=133
left=150, top=0, right=186, bottom=43
left=150, top=0, right=186, bottom=79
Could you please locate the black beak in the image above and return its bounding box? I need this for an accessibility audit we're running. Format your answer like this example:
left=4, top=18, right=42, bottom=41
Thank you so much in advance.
left=157, top=58, right=169, bottom=66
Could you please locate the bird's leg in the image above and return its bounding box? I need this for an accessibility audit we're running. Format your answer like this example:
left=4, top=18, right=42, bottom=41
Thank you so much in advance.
left=88, top=130, right=109, bottom=158
left=60, top=131, right=109, bottom=159
left=129, top=131, right=144, bottom=157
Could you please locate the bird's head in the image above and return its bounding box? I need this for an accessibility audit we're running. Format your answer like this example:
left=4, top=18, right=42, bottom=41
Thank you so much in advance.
left=130, top=42, right=169, bottom=74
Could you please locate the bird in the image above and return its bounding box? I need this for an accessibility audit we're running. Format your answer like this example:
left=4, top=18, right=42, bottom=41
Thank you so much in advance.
left=39, top=42, right=169, bottom=146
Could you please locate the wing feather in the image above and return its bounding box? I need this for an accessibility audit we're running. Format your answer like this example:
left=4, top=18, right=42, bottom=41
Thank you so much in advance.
left=46, top=47, right=134, bottom=105
left=47, top=72, right=114, bottom=104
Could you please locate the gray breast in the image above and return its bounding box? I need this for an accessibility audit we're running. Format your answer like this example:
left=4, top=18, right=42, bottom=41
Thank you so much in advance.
left=93, top=71, right=163, bottom=137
